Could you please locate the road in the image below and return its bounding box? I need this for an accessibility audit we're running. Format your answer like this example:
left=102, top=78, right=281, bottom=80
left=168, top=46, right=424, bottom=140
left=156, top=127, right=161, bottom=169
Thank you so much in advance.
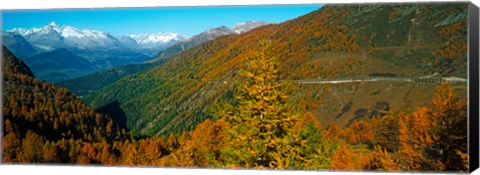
left=293, top=76, right=467, bottom=84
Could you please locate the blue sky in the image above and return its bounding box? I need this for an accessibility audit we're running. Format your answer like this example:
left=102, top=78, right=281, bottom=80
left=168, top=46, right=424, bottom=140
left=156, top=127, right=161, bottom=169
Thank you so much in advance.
left=2, top=5, right=322, bottom=36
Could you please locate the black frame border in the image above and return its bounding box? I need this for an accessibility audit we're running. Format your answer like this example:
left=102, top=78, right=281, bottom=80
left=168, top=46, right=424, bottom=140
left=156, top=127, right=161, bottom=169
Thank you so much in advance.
left=469, top=1, right=479, bottom=173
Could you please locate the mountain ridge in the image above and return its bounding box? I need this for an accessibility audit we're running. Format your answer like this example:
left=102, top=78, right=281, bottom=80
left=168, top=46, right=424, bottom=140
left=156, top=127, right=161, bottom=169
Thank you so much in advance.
left=7, top=22, right=189, bottom=53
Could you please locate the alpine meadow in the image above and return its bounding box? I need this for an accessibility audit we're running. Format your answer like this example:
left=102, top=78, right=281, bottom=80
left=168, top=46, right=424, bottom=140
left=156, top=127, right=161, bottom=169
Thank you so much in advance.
left=1, top=3, right=473, bottom=172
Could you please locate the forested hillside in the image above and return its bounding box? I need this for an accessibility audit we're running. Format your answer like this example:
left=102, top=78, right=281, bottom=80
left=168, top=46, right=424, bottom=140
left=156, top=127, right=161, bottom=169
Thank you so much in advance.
left=2, top=46, right=127, bottom=162
left=3, top=46, right=184, bottom=165
left=85, top=3, right=468, bottom=137
left=2, top=3, right=469, bottom=172
left=2, top=37, right=468, bottom=171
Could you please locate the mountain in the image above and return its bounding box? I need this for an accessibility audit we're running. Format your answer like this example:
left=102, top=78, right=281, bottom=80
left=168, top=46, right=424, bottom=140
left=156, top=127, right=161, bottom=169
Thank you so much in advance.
left=4, top=21, right=267, bottom=83
left=149, top=26, right=235, bottom=61
left=129, top=32, right=189, bottom=48
left=8, top=22, right=67, bottom=51
left=1, top=32, right=39, bottom=58
left=149, top=21, right=270, bottom=61
left=126, top=32, right=189, bottom=56
left=4, top=22, right=188, bottom=81
left=232, top=20, right=270, bottom=34
left=23, top=48, right=95, bottom=82
left=84, top=3, right=468, bottom=137
left=7, top=22, right=189, bottom=53
left=57, top=26, right=233, bottom=97
left=58, top=21, right=269, bottom=97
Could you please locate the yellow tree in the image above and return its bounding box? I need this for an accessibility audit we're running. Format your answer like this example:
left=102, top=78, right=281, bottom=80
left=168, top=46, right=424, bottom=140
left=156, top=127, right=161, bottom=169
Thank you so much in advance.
left=372, top=114, right=399, bottom=152
left=398, top=107, right=432, bottom=170
left=426, top=84, right=468, bottom=171
left=18, top=130, right=45, bottom=163
left=397, top=84, right=467, bottom=171
left=214, top=39, right=340, bottom=169
left=329, top=144, right=356, bottom=170
left=366, top=145, right=400, bottom=171
left=2, top=132, right=21, bottom=162
left=219, top=39, right=295, bottom=168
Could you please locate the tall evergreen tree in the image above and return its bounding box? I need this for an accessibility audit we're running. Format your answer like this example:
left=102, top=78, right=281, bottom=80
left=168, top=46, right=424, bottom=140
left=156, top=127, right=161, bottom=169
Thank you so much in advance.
left=218, top=39, right=293, bottom=168
left=216, top=40, right=334, bottom=169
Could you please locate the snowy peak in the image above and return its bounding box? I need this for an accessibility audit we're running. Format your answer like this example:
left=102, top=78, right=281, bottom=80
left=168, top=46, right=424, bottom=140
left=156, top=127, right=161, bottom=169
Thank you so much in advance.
left=129, top=32, right=189, bottom=46
left=48, top=21, right=58, bottom=27
left=8, top=21, right=110, bottom=39
left=44, top=21, right=61, bottom=32
left=6, top=22, right=189, bottom=52
left=4, top=20, right=267, bottom=56
left=8, top=28, right=29, bottom=36
left=7, top=22, right=123, bottom=51
left=232, top=20, right=270, bottom=34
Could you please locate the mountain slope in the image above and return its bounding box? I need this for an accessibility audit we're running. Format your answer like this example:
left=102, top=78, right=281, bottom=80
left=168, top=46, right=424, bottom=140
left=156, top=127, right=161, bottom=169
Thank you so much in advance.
left=85, top=3, right=468, bottom=136
left=1, top=32, right=39, bottom=58
left=23, top=48, right=95, bottom=82
left=57, top=61, right=163, bottom=97
left=3, top=46, right=35, bottom=77
left=2, top=46, right=126, bottom=145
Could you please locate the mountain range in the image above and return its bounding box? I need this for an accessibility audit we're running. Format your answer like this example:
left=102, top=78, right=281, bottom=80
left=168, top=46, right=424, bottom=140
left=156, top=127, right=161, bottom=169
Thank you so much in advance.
left=5, top=20, right=270, bottom=58
left=3, top=20, right=269, bottom=83
left=7, top=21, right=188, bottom=54
left=3, top=22, right=187, bottom=82
left=57, top=21, right=271, bottom=96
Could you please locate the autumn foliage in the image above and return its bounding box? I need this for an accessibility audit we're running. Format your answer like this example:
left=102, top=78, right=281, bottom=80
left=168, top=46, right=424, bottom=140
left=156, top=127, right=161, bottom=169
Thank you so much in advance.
left=2, top=3, right=469, bottom=173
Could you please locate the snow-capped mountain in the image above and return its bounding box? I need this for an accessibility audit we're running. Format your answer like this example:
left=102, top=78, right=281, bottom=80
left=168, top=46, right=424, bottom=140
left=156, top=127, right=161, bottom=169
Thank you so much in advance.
left=6, top=22, right=189, bottom=54
left=232, top=20, right=270, bottom=34
left=129, top=32, right=189, bottom=49
left=3, top=22, right=188, bottom=82
left=8, top=22, right=122, bottom=51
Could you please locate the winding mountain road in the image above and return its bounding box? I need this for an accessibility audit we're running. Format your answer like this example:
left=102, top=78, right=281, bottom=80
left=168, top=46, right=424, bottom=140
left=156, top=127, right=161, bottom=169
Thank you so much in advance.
left=206, top=75, right=468, bottom=85
left=293, top=76, right=467, bottom=84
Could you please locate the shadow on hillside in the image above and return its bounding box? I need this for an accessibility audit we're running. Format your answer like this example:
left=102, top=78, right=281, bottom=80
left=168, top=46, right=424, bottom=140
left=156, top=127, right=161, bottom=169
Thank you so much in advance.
left=96, top=100, right=128, bottom=129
